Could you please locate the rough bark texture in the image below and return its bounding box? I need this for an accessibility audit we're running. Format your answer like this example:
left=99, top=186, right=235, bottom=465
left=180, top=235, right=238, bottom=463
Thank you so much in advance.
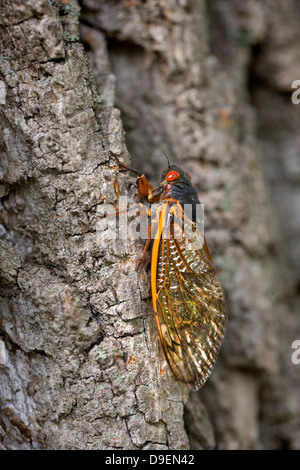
left=0, top=0, right=299, bottom=450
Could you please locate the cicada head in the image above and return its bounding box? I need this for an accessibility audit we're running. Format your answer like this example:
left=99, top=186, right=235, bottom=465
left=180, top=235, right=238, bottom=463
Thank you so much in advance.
left=160, top=165, right=192, bottom=187
left=148, top=165, right=191, bottom=202
left=157, top=165, right=200, bottom=214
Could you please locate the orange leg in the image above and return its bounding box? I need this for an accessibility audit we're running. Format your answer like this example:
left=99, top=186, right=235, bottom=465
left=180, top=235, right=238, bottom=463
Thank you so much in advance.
left=136, top=221, right=152, bottom=271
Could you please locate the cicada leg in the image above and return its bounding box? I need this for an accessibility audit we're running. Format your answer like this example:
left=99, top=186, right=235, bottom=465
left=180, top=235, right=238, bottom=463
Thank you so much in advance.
left=109, top=151, right=157, bottom=270
left=109, top=151, right=154, bottom=199
left=136, top=214, right=152, bottom=271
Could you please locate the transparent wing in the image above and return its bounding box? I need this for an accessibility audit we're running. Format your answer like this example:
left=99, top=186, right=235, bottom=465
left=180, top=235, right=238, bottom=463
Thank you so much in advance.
left=152, top=202, right=226, bottom=390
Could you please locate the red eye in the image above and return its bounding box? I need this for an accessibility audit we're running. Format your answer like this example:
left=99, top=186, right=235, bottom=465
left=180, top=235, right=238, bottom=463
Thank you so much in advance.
left=187, top=172, right=192, bottom=180
left=166, top=170, right=180, bottom=182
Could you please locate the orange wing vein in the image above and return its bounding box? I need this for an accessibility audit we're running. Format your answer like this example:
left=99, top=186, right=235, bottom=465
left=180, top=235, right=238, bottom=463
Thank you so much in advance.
left=151, top=201, right=226, bottom=390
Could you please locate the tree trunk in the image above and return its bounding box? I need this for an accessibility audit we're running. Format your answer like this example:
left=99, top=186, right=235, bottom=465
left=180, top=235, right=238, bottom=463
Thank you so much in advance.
left=0, top=0, right=299, bottom=450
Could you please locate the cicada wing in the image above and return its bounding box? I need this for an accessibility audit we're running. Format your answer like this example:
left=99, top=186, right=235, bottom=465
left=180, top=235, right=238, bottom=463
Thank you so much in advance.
left=152, top=202, right=226, bottom=390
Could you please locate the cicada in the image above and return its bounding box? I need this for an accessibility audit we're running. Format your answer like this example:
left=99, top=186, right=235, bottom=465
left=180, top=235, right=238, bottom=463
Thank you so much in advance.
left=117, top=157, right=226, bottom=390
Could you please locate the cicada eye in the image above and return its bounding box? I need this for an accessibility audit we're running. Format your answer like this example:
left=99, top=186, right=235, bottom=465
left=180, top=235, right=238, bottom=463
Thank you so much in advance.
left=166, top=170, right=180, bottom=182
left=187, top=172, right=192, bottom=180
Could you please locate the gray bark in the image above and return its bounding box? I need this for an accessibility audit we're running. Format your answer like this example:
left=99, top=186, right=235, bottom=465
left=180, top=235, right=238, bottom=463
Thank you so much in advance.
left=0, top=0, right=299, bottom=450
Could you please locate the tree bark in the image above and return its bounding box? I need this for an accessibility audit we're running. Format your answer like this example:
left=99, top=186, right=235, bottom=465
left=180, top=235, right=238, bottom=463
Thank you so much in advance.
left=0, top=0, right=299, bottom=450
